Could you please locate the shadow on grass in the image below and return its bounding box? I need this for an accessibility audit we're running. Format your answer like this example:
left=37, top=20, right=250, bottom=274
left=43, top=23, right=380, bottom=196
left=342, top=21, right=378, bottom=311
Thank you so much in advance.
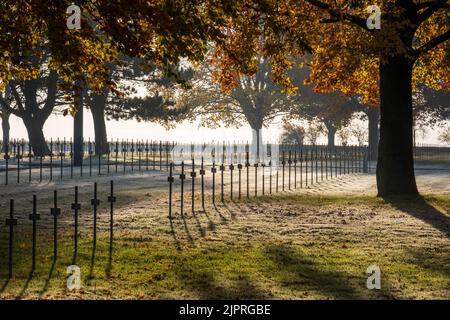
left=0, top=278, right=9, bottom=294
left=405, top=246, right=450, bottom=277
left=16, top=270, right=34, bottom=299
left=72, top=245, right=78, bottom=265
left=191, top=211, right=206, bottom=238
left=264, top=244, right=393, bottom=299
left=174, top=264, right=268, bottom=299
left=383, top=195, right=450, bottom=237
left=200, top=209, right=216, bottom=232
left=181, top=213, right=195, bottom=245
left=219, top=202, right=237, bottom=220
left=106, top=237, right=114, bottom=277
left=212, top=203, right=228, bottom=223
left=168, top=215, right=181, bottom=251
left=39, top=258, right=56, bottom=298
left=88, top=242, right=96, bottom=280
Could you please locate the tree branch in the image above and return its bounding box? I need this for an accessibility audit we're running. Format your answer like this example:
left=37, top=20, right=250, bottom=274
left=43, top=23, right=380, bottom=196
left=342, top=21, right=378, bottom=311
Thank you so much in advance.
left=0, top=95, right=19, bottom=116
left=416, top=0, right=449, bottom=24
left=305, top=0, right=370, bottom=30
left=415, top=29, right=450, bottom=56
left=9, top=84, right=25, bottom=115
left=42, top=70, right=59, bottom=119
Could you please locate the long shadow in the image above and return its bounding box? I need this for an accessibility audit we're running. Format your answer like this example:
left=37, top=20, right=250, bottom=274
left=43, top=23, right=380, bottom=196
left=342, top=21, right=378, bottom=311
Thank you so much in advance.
left=16, top=270, right=34, bottom=299
left=0, top=278, right=9, bottom=294
left=180, top=213, right=195, bottom=244
left=168, top=215, right=181, bottom=250
left=200, top=209, right=216, bottom=231
left=264, top=244, right=393, bottom=299
left=88, top=242, right=97, bottom=280
left=72, top=250, right=77, bottom=266
left=234, top=200, right=257, bottom=215
left=174, top=263, right=268, bottom=299
left=383, top=195, right=450, bottom=237
left=105, top=239, right=113, bottom=277
left=230, top=200, right=248, bottom=213
left=39, top=258, right=56, bottom=297
left=212, top=203, right=229, bottom=224
left=219, top=202, right=237, bottom=220
left=405, top=247, right=450, bottom=277
left=191, top=211, right=206, bottom=237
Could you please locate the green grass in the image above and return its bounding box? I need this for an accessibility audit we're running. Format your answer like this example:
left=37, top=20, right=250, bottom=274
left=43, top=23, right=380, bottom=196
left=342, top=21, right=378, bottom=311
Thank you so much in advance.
left=0, top=192, right=449, bottom=299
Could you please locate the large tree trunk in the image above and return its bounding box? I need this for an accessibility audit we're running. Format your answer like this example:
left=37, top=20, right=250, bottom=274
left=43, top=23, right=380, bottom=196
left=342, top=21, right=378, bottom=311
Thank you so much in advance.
left=251, top=126, right=263, bottom=162
left=74, top=89, right=84, bottom=166
left=1, top=111, right=10, bottom=153
left=367, top=107, right=380, bottom=161
left=324, top=121, right=337, bottom=147
left=377, top=56, right=418, bottom=196
left=91, top=93, right=110, bottom=155
left=23, top=117, right=51, bottom=156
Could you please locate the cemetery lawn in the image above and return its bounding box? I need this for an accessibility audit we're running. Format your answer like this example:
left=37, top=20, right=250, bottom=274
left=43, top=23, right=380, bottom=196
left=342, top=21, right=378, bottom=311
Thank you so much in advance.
left=1, top=189, right=449, bottom=300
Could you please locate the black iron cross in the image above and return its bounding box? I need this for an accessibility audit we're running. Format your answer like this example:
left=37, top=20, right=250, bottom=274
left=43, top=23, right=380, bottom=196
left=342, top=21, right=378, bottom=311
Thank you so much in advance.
left=200, top=157, right=205, bottom=211
left=107, top=180, right=116, bottom=251
left=288, top=150, right=292, bottom=190
left=91, top=182, right=100, bottom=247
left=6, top=199, right=17, bottom=278
left=261, top=163, right=266, bottom=195
left=168, top=164, right=174, bottom=217
left=229, top=164, right=234, bottom=200
left=211, top=163, right=217, bottom=205
left=71, top=186, right=81, bottom=257
left=50, top=190, right=61, bottom=260
left=281, top=156, right=286, bottom=191
left=254, top=162, right=259, bottom=197
left=190, top=159, right=196, bottom=213
left=294, top=150, right=297, bottom=189
left=180, top=161, right=186, bottom=215
left=29, top=195, right=40, bottom=270
left=220, top=164, right=225, bottom=202
left=237, top=163, right=243, bottom=200
left=28, top=144, right=33, bottom=183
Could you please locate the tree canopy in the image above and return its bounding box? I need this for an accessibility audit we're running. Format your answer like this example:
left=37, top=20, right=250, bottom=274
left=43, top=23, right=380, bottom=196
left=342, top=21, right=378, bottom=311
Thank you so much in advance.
left=1, top=0, right=448, bottom=196
left=0, top=0, right=234, bottom=98
left=208, top=0, right=449, bottom=196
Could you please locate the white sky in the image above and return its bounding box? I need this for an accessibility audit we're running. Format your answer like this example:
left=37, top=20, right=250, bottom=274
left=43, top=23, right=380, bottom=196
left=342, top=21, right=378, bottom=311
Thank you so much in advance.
left=5, top=110, right=281, bottom=143
left=5, top=70, right=442, bottom=146
left=4, top=110, right=445, bottom=146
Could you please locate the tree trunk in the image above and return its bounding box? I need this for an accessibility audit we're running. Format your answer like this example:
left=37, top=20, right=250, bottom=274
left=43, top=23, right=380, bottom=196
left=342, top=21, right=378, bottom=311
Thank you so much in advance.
left=74, top=89, right=84, bottom=166
left=376, top=56, right=418, bottom=196
left=251, top=125, right=263, bottom=162
left=367, top=107, right=380, bottom=161
left=324, top=121, right=337, bottom=147
left=23, top=117, right=51, bottom=156
left=91, top=93, right=110, bottom=155
left=1, top=111, right=10, bottom=153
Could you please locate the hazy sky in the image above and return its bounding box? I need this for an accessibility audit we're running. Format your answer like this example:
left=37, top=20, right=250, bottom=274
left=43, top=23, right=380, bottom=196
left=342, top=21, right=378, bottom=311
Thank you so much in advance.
left=5, top=110, right=444, bottom=145
left=6, top=110, right=282, bottom=143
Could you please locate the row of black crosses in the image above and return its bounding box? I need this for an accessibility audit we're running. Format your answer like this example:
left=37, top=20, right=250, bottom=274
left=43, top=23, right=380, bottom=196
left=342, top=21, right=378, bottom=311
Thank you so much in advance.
left=1, top=139, right=369, bottom=187
left=168, top=147, right=368, bottom=216
left=2, top=181, right=116, bottom=279
left=1, top=139, right=175, bottom=185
